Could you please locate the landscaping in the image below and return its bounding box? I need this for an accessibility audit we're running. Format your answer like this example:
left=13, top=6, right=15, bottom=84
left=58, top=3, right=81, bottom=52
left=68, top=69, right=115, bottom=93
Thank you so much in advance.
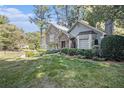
left=0, top=52, right=124, bottom=88
left=0, top=5, right=124, bottom=88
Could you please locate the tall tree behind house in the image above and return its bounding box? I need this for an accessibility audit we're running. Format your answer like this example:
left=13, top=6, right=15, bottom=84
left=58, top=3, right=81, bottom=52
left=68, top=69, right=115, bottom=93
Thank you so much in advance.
left=30, top=5, right=51, bottom=48
left=85, top=5, right=124, bottom=35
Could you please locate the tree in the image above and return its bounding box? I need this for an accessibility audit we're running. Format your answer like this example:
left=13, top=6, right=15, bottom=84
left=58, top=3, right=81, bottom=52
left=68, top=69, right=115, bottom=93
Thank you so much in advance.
left=26, top=32, right=40, bottom=50
left=85, top=6, right=124, bottom=35
left=0, top=15, right=9, bottom=24
left=0, top=23, right=27, bottom=51
left=30, top=5, right=51, bottom=48
left=52, top=5, right=85, bottom=28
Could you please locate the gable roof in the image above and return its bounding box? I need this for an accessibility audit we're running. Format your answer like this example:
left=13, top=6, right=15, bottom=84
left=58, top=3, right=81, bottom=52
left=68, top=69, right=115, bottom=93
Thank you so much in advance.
left=68, top=21, right=106, bottom=35
left=46, top=23, right=73, bottom=38
left=51, top=23, right=69, bottom=32
left=78, top=30, right=97, bottom=35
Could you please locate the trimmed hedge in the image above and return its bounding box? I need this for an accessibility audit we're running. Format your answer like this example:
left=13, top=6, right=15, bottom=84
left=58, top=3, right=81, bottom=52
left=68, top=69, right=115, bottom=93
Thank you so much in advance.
left=101, top=35, right=124, bottom=61
left=61, top=48, right=93, bottom=58
left=46, top=49, right=60, bottom=54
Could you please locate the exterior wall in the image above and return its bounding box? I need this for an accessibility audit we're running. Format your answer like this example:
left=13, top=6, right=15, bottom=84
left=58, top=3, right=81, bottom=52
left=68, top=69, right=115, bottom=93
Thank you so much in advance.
left=46, top=26, right=60, bottom=49
left=76, top=33, right=104, bottom=49
left=44, top=23, right=105, bottom=50
left=70, top=23, right=91, bottom=37
left=58, top=33, right=69, bottom=48
left=70, top=23, right=104, bottom=49
left=91, top=33, right=104, bottom=46
left=76, top=34, right=90, bottom=49
left=46, top=26, right=69, bottom=50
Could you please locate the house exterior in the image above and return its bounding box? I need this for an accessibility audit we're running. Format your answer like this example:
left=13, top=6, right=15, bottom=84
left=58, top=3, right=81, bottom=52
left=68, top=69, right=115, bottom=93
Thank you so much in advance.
left=42, top=21, right=106, bottom=50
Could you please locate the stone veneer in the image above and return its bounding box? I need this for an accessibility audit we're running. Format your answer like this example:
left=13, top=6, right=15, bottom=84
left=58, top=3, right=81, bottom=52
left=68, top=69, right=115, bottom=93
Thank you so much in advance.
left=46, top=25, right=70, bottom=49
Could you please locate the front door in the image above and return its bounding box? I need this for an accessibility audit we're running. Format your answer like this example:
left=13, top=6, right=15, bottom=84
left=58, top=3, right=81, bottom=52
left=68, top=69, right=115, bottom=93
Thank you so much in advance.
left=61, top=41, right=65, bottom=48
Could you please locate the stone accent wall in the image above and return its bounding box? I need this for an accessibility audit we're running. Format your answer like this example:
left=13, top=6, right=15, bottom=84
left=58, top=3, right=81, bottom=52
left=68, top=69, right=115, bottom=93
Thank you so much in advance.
left=58, top=33, right=69, bottom=48
left=46, top=25, right=70, bottom=49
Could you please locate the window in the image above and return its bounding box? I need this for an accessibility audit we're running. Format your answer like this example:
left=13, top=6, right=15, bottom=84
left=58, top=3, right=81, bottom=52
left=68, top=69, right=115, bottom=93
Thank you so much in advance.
left=61, top=41, right=65, bottom=48
left=94, top=39, right=98, bottom=45
left=49, top=34, right=54, bottom=42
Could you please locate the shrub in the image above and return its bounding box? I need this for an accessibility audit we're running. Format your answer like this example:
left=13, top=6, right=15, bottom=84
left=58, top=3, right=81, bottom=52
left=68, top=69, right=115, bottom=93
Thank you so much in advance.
left=61, top=48, right=93, bottom=58
left=83, top=49, right=93, bottom=58
left=101, top=35, right=124, bottom=61
left=61, top=48, right=78, bottom=56
left=61, top=48, right=69, bottom=54
left=77, top=49, right=85, bottom=56
left=25, top=51, right=39, bottom=57
left=75, top=49, right=93, bottom=58
left=46, top=49, right=60, bottom=54
left=68, top=48, right=78, bottom=56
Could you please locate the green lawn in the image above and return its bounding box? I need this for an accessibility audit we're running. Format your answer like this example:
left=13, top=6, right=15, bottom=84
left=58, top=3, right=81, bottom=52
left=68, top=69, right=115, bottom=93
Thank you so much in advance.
left=0, top=53, right=124, bottom=88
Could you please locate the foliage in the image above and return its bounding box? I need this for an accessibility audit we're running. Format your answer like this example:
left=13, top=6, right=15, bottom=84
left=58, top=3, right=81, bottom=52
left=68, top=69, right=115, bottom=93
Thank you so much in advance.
left=46, top=49, right=60, bottom=54
left=52, top=5, right=85, bottom=27
left=26, top=32, right=40, bottom=50
left=30, top=6, right=51, bottom=47
left=85, top=6, right=124, bottom=35
left=0, top=24, right=27, bottom=51
left=25, top=51, right=39, bottom=57
left=60, top=48, right=69, bottom=54
left=101, top=35, right=124, bottom=61
left=0, top=15, right=9, bottom=24
left=61, top=48, right=93, bottom=58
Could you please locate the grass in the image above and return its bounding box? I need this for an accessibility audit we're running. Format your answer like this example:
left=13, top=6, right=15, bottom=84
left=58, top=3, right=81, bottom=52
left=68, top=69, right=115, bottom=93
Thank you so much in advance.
left=0, top=52, right=124, bottom=88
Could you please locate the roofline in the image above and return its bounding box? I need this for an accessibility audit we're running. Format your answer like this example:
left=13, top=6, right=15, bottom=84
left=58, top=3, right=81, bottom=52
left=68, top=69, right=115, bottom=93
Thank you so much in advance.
left=45, top=23, right=52, bottom=34
left=68, top=21, right=106, bottom=35
left=68, top=21, right=78, bottom=33
left=46, top=23, right=71, bottom=38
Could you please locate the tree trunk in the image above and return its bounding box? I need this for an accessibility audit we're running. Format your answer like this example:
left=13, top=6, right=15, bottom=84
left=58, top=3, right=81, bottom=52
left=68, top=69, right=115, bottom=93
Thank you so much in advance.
left=65, top=5, right=68, bottom=27
left=105, top=19, right=114, bottom=35
left=40, top=27, right=42, bottom=48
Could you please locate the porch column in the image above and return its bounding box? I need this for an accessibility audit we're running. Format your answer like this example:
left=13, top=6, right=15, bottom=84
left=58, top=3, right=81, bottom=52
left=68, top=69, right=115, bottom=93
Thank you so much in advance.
left=89, top=34, right=92, bottom=49
left=69, top=40, right=71, bottom=48
left=77, top=36, right=79, bottom=49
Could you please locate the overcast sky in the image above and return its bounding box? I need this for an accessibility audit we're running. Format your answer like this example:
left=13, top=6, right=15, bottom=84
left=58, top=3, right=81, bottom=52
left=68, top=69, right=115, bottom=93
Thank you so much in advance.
left=0, top=5, right=40, bottom=32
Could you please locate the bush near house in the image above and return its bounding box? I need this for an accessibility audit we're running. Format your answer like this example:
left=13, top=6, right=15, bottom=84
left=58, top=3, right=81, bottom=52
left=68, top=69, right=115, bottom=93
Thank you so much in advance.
left=46, top=49, right=60, bottom=54
left=61, top=48, right=93, bottom=58
left=101, top=35, right=124, bottom=61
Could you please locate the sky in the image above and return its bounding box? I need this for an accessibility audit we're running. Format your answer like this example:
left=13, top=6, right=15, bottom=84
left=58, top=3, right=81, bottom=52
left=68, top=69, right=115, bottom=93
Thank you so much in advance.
left=0, top=5, right=40, bottom=32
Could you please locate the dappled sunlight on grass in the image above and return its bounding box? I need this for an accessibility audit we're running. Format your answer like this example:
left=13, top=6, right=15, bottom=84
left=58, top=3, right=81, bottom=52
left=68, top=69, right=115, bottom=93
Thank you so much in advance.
left=98, top=63, right=110, bottom=67
left=36, top=65, right=43, bottom=69
left=64, top=70, right=76, bottom=78
left=36, top=72, right=45, bottom=79
left=0, top=53, right=124, bottom=87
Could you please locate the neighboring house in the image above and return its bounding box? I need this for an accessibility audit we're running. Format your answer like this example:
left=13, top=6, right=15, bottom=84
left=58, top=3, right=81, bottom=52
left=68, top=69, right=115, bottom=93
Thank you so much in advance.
left=42, top=21, right=106, bottom=50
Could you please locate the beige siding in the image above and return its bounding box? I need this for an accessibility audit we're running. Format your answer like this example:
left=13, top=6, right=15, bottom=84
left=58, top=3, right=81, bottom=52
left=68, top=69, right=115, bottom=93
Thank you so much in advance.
left=70, top=23, right=91, bottom=37
left=77, top=34, right=90, bottom=49
left=70, top=22, right=104, bottom=49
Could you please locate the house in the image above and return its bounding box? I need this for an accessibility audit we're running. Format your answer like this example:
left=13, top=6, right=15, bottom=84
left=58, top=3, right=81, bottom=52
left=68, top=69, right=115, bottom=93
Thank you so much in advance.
left=42, top=21, right=106, bottom=50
